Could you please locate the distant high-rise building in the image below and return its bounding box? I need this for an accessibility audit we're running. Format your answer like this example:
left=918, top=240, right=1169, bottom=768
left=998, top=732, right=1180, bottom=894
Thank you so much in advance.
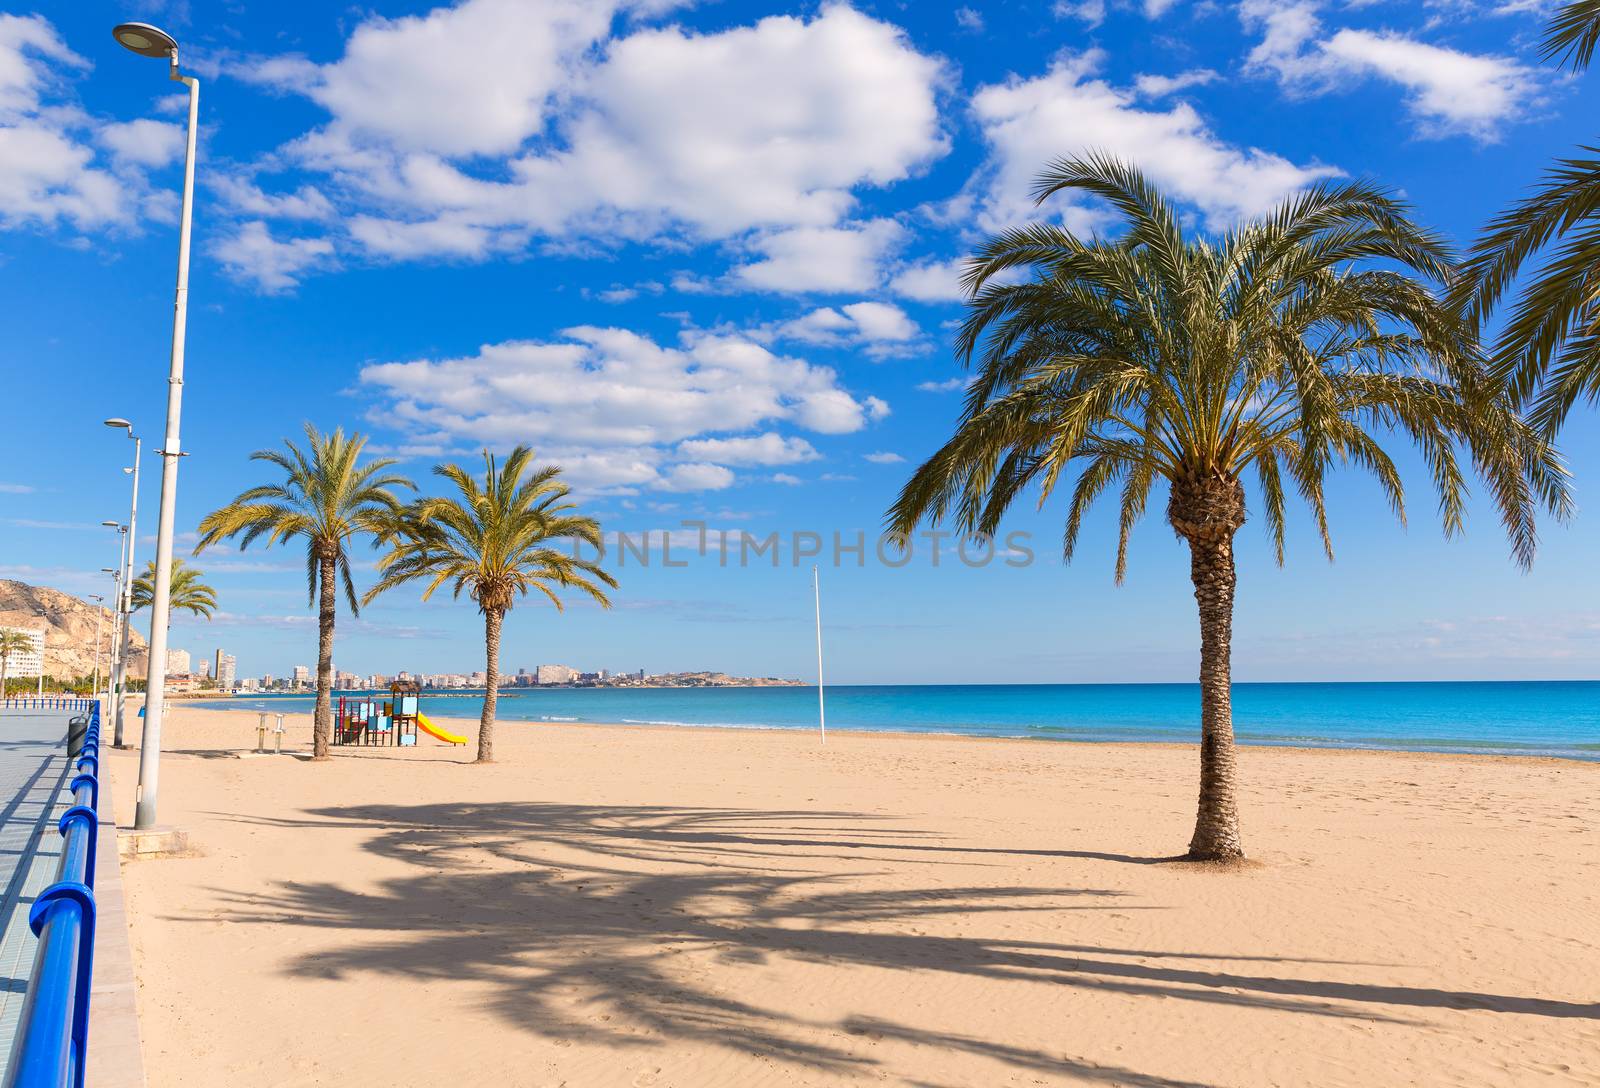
left=196, top=658, right=210, bottom=680
left=0, top=628, right=44, bottom=680
left=291, top=664, right=310, bottom=687
left=166, top=648, right=191, bottom=674
left=213, top=651, right=236, bottom=687
left=367, top=673, right=390, bottom=689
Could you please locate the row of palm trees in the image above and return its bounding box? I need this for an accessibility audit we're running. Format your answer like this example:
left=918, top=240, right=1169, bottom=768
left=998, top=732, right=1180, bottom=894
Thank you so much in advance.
left=890, top=1, right=1600, bottom=860
left=182, top=2, right=1598, bottom=864
left=195, top=432, right=614, bottom=764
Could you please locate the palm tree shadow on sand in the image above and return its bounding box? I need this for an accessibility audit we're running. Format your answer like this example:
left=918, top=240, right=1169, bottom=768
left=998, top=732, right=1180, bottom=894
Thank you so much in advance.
left=204, top=802, right=1598, bottom=1083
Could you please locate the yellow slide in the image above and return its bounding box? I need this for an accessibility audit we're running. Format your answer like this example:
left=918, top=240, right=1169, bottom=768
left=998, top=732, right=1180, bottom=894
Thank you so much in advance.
left=416, top=713, right=468, bottom=746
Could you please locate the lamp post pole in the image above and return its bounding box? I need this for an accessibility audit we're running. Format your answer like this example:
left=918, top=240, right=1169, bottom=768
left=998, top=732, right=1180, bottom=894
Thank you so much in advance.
left=118, top=438, right=140, bottom=746
left=115, top=22, right=200, bottom=831
left=90, top=596, right=104, bottom=702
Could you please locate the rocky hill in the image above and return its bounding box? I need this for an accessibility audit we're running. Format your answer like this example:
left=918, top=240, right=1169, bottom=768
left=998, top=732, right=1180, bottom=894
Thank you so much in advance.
left=0, top=580, right=146, bottom=680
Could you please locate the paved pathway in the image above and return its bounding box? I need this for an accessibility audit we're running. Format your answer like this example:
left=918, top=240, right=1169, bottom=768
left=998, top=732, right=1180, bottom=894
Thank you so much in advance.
left=0, top=708, right=77, bottom=1076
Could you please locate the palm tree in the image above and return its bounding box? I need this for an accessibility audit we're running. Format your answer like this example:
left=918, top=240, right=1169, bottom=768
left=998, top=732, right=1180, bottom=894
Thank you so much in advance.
left=887, top=156, right=1568, bottom=861
left=366, top=447, right=616, bottom=763
left=131, top=557, right=218, bottom=620
left=0, top=629, right=35, bottom=699
left=1455, top=1, right=1600, bottom=433
left=196, top=424, right=412, bottom=759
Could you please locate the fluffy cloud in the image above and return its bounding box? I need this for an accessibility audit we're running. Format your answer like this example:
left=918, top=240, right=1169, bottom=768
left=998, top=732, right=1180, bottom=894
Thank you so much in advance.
left=767, top=300, right=923, bottom=357
left=97, top=119, right=185, bottom=168
left=732, top=219, right=906, bottom=294
left=233, top=3, right=947, bottom=288
left=889, top=257, right=968, bottom=302
left=676, top=433, right=820, bottom=465
left=863, top=450, right=905, bottom=463
left=212, top=221, right=336, bottom=293
left=1241, top=0, right=1539, bottom=139
left=1134, top=69, right=1219, bottom=98
left=0, top=15, right=178, bottom=234
left=360, top=325, right=887, bottom=492
left=967, top=50, right=1340, bottom=231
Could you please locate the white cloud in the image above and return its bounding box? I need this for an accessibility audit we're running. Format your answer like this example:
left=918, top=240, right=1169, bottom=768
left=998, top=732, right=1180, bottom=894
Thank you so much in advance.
left=360, top=325, right=886, bottom=493
left=889, top=257, right=969, bottom=302
left=1134, top=69, right=1220, bottom=98
left=1054, top=0, right=1107, bottom=27
left=968, top=50, right=1341, bottom=232
left=1240, top=0, right=1539, bottom=139
left=956, top=7, right=985, bottom=31
left=676, top=433, right=820, bottom=465
left=0, top=482, right=34, bottom=493
left=768, top=300, right=923, bottom=357
left=916, top=376, right=969, bottom=392
left=732, top=219, right=905, bottom=293
left=97, top=119, right=185, bottom=168
left=242, top=3, right=947, bottom=284
left=212, top=221, right=336, bottom=293
left=212, top=176, right=335, bottom=221
left=863, top=450, right=905, bottom=464
left=659, top=463, right=735, bottom=492
left=770, top=472, right=803, bottom=485
left=0, top=15, right=176, bottom=235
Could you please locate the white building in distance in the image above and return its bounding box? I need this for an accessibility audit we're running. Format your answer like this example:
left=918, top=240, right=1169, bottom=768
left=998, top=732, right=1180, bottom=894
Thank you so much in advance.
left=0, top=627, right=44, bottom=678
left=535, top=664, right=578, bottom=685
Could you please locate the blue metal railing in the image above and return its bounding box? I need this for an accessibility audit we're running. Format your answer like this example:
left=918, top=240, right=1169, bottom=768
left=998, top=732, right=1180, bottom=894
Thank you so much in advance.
left=0, top=702, right=93, bottom=712
left=3, top=702, right=101, bottom=1088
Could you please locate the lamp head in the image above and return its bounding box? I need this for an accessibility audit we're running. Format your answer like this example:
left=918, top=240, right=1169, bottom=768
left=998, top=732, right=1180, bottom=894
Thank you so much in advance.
left=101, top=520, right=121, bottom=529
left=104, top=417, right=134, bottom=437
left=101, top=568, right=117, bottom=575
left=112, top=22, right=178, bottom=59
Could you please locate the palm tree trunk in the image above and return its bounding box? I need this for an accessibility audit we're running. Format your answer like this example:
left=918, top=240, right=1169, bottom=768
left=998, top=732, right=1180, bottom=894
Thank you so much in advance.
left=477, top=608, right=502, bottom=764
left=1169, top=471, right=1247, bottom=861
left=313, top=554, right=337, bottom=760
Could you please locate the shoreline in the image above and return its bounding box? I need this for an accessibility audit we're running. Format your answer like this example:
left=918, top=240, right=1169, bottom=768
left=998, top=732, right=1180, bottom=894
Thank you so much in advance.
left=188, top=703, right=1600, bottom=767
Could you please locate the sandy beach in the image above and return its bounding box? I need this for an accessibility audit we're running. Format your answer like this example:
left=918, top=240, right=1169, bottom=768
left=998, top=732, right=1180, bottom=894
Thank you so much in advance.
left=107, top=705, right=1600, bottom=1087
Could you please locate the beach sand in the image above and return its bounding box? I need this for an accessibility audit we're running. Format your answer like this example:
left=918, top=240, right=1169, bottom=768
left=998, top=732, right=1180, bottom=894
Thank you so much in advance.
left=107, top=705, right=1600, bottom=1087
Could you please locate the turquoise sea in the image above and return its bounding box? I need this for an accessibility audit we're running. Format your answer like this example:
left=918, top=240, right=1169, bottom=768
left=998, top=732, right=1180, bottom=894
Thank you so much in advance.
left=195, top=681, right=1600, bottom=760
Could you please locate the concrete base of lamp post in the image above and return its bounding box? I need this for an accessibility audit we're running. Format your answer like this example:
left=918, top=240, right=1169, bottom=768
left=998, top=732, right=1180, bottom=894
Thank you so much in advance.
left=117, top=825, right=190, bottom=859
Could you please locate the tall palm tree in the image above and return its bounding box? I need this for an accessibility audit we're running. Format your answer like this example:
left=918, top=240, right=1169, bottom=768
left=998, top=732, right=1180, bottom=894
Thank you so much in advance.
left=0, top=629, right=35, bottom=699
left=1455, top=1, right=1600, bottom=433
left=888, top=156, right=1568, bottom=861
left=131, top=557, right=218, bottom=620
left=366, top=447, right=616, bottom=763
left=196, top=424, right=412, bottom=759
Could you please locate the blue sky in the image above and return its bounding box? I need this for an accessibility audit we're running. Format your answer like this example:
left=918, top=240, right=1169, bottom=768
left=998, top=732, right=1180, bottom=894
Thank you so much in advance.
left=2, top=0, right=1598, bottom=684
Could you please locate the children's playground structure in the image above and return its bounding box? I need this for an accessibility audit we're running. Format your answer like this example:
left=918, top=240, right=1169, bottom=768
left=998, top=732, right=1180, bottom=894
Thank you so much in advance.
left=335, top=680, right=468, bottom=747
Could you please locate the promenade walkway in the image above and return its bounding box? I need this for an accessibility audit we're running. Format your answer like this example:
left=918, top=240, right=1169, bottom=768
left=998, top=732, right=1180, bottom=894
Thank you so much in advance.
left=0, top=704, right=145, bottom=1088
left=0, top=708, right=76, bottom=1079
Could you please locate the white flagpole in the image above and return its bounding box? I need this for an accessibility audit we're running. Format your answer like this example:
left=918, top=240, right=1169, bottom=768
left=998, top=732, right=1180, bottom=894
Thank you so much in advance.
left=813, top=564, right=826, bottom=744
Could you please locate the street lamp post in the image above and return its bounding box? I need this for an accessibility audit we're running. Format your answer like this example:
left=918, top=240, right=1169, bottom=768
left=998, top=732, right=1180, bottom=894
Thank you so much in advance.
left=114, top=22, right=200, bottom=830
left=89, top=595, right=105, bottom=702
left=101, top=562, right=122, bottom=694
left=105, top=421, right=141, bottom=746
left=102, top=522, right=127, bottom=740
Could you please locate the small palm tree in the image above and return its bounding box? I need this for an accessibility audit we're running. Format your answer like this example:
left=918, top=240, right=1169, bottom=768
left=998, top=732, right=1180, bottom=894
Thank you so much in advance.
left=1455, top=1, right=1600, bottom=433
left=0, top=629, right=36, bottom=699
left=888, top=156, right=1567, bottom=860
left=131, top=557, right=218, bottom=620
left=367, top=447, right=616, bottom=763
left=196, top=424, right=412, bottom=759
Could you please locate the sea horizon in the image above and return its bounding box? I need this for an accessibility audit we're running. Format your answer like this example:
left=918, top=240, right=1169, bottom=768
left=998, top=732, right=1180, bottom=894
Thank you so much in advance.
left=194, top=679, right=1600, bottom=762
